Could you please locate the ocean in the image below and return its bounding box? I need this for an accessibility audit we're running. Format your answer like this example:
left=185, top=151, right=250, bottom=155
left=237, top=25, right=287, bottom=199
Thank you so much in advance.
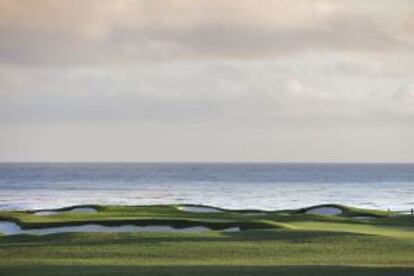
left=1, top=163, right=413, bottom=211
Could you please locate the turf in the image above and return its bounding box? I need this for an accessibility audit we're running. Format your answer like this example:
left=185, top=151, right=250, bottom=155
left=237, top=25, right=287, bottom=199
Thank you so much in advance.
left=1, top=204, right=414, bottom=275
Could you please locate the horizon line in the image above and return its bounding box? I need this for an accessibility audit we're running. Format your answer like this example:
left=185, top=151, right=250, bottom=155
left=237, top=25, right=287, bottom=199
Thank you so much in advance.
left=1, top=161, right=414, bottom=165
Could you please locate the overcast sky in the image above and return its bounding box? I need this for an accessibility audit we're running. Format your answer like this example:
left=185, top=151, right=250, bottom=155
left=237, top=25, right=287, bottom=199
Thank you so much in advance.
left=1, top=0, right=414, bottom=162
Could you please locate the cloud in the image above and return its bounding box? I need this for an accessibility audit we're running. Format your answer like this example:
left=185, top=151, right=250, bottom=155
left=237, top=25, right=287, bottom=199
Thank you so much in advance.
left=1, top=1, right=414, bottom=161
left=0, top=0, right=413, bottom=65
left=0, top=56, right=413, bottom=126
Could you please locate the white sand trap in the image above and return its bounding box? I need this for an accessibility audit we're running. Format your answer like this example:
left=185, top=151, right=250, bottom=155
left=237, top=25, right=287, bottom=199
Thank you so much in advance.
left=306, top=207, right=343, bottom=215
left=399, top=211, right=414, bottom=215
left=178, top=206, right=222, bottom=213
left=351, top=216, right=376, bottom=221
left=0, top=221, right=21, bottom=235
left=221, top=227, right=240, bottom=232
left=35, top=207, right=97, bottom=216
left=240, top=212, right=265, bottom=216
left=0, top=221, right=239, bottom=236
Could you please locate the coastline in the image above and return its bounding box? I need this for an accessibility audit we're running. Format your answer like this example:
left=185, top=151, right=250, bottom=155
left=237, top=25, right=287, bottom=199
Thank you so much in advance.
left=1, top=203, right=414, bottom=275
left=2, top=163, right=414, bottom=212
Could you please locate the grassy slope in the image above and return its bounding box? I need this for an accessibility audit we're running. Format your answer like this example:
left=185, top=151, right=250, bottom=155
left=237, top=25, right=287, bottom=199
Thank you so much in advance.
left=1, top=204, right=414, bottom=275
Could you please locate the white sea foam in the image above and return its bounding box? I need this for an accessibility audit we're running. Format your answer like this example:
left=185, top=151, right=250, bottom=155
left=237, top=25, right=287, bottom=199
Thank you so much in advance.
left=2, top=181, right=413, bottom=212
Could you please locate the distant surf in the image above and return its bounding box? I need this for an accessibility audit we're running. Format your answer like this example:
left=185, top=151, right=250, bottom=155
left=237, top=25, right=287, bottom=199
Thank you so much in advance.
left=0, top=163, right=413, bottom=211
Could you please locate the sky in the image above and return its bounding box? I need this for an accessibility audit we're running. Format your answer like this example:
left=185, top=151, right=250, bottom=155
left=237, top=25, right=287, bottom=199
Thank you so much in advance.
left=0, top=0, right=414, bottom=162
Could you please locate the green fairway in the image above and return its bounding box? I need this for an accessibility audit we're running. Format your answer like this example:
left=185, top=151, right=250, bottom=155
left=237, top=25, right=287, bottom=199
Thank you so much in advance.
left=1, top=204, right=414, bottom=275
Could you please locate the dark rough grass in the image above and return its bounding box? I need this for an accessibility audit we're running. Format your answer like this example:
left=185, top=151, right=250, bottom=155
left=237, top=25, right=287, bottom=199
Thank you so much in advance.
left=2, top=265, right=414, bottom=276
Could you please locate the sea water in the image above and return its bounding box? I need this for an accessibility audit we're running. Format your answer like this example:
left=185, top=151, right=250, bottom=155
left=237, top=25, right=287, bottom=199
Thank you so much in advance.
left=0, top=163, right=413, bottom=211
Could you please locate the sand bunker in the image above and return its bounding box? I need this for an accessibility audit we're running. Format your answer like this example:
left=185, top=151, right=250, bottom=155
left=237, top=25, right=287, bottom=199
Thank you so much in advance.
left=351, top=216, right=376, bottom=221
left=306, top=207, right=343, bottom=215
left=399, top=211, right=414, bottom=215
left=221, top=227, right=240, bottom=232
left=240, top=212, right=265, bottom=216
left=0, top=221, right=21, bottom=235
left=0, top=221, right=239, bottom=236
left=178, top=206, right=222, bottom=213
left=35, top=207, right=97, bottom=216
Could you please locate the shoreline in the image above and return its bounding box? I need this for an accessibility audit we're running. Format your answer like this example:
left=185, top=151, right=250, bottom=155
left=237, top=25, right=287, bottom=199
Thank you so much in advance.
left=1, top=203, right=412, bottom=213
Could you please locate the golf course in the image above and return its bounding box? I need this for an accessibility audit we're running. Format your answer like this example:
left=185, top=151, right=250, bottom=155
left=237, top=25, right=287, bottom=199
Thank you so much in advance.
left=0, top=204, right=414, bottom=275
